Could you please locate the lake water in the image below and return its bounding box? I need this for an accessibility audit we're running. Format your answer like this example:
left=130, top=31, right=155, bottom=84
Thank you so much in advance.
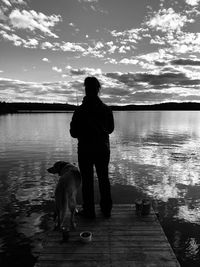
left=1, top=111, right=200, bottom=267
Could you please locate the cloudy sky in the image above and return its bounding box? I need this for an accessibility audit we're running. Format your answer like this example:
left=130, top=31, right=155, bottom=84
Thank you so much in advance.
left=1, top=0, right=200, bottom=105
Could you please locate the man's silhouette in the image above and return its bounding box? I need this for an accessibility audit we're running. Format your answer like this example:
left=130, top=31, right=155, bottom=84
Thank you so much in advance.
left=70, top=76, right=114, bottom=218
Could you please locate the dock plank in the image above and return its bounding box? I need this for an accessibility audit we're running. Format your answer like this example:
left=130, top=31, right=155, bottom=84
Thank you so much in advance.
left=35, top=204, right=180, bottom=267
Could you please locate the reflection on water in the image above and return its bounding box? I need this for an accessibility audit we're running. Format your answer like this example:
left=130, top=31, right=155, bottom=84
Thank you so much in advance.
left=1, top=111, right=200, bottom=266
left=110, top=112, right=200, bottom=204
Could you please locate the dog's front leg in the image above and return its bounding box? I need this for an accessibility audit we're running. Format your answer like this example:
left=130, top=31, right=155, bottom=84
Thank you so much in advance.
left=54, top=205, right=61, bottom=230
left=70, top=208, right=77, bottom=229
left=69, top=195, right=77, bottom=230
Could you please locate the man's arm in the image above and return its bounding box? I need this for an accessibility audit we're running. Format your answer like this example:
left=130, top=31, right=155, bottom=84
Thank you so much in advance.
left=107, top=107, right=114, bottom=134
left=70, top=110, right=80, bottom=138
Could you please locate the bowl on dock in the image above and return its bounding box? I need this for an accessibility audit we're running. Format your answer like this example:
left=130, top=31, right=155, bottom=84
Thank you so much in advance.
left=80, top=231, right=92, bottom=243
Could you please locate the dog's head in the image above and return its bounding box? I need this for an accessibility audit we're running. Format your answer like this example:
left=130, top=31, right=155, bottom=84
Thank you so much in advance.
left=47, top=161, right=70, bottom=176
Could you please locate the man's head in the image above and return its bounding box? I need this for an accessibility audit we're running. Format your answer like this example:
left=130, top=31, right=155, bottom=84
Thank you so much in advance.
left=84, top=76, right=101, bottom=97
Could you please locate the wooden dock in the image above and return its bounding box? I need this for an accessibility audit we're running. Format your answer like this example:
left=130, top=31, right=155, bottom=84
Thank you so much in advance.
left=35, top=204, right=180, bottom=267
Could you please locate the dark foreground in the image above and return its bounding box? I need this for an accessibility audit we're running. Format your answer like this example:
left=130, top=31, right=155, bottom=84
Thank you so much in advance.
left=35, top=204, right=180, bottom=267
left=1, top=183, right=200, bottom=267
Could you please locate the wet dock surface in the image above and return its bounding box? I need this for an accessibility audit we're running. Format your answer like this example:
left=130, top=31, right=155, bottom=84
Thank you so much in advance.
left=35, top=204, right=180, bottom=267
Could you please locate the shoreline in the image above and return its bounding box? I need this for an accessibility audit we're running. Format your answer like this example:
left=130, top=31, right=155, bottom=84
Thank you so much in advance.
left=1, top=101, right=200, bottom=114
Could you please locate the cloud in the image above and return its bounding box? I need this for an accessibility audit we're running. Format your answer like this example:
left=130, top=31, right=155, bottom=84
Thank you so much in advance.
left=102, top=86, right=131, bottom=97
left=106, top=72, right=138, bottom=88
left=150, top=35, right=166, bottom=45
left=0, top=9, right=8, bottom=21
left=146, top=8, right=193, bottom=32
left=171, top=58, right=200, bottom=66
left=132, top=90, right=176, bottom=103
left=106, top=69, right=200, bottom=89
left=24, top=38, right=38, bottom=48
left=0, top=10, right=139, bottom=59
left=60, top=42, right=85, bottom=52
left=0, top=30, right=25, bottom=46
left=2, top=34, right=106, bottom=57
left=148, top=31, right=200, bottom=56
left=40, top=41, right=54, bottom=49
left=82, top=41, right=106, bottom=58
left=185, top=0, right=200, bottom=6
left=111, top=28, right=143, bottom=39
left=42, top=58, right=49, bottom=62
left=52, top=66, right=62, bottom=73
left=105, top=58, right=118, bottom=64
left=78, top=0, right=108, bottom=14
left=154, top=61, right=166, bottom=66
left=106, top=41, right=117, bottom=54
left=2, top=0, right=12, bottom=6
left=66, top=66, right=102, bottom=76
left=135, top=72, right=187, bottom=86
left=0, top=23, right=12, bottom=31
left=69, top=68, right=86, bottom=76
left=1, top=68, right=200, bottom=105
left=0, top=78, right=80, bottom=103
left=1, top=0, right=26, bottom=6
left=9, top=9, right=61, bottom=38
left=178, top=79, right=200, bottom=85
left=110, top=28, right=144, bottom=44
left=167, top=32, right=200, bottom=54
left=11, top=0, right=27, bottom=5
left=0, top=30, right=39, bottom=47
left=138, top=49, right=174, bottom=64
left=119, top=45, right=131, bottom=54
left=39, top=41, right=86, bottom=53
left=119, top=58, right=138, bottom=65
left=78, top=0, right=98, bottom=2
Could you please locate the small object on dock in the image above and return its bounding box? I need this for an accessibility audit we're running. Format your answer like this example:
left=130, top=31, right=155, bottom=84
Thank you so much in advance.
left=135, top=198, right=151, bottom=216
left=61, top=226, right=70, bottom=242
left=80, top=231, right=92, bottom=243
left=141, top=198, right=151, bottom=216
left=135, top=198, right=143, bottom=215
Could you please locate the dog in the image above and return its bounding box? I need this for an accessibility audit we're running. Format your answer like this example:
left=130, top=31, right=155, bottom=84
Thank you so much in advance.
left=47, top=161, right=81, bottom=237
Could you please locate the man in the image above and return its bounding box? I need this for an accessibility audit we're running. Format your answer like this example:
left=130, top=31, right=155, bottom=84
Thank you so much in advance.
left=70, top=76, right=114, bottom=218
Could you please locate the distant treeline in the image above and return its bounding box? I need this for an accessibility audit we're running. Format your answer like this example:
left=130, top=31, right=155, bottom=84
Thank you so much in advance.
left=111, top=102, right=200, bottom=111
left=0, top=102, right=76, bottom=114
left=1, top=101, right=200, bottom=114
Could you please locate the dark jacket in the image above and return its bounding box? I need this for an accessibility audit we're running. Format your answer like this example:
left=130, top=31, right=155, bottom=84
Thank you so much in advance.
left=70, top=96, right=114, bottom=147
